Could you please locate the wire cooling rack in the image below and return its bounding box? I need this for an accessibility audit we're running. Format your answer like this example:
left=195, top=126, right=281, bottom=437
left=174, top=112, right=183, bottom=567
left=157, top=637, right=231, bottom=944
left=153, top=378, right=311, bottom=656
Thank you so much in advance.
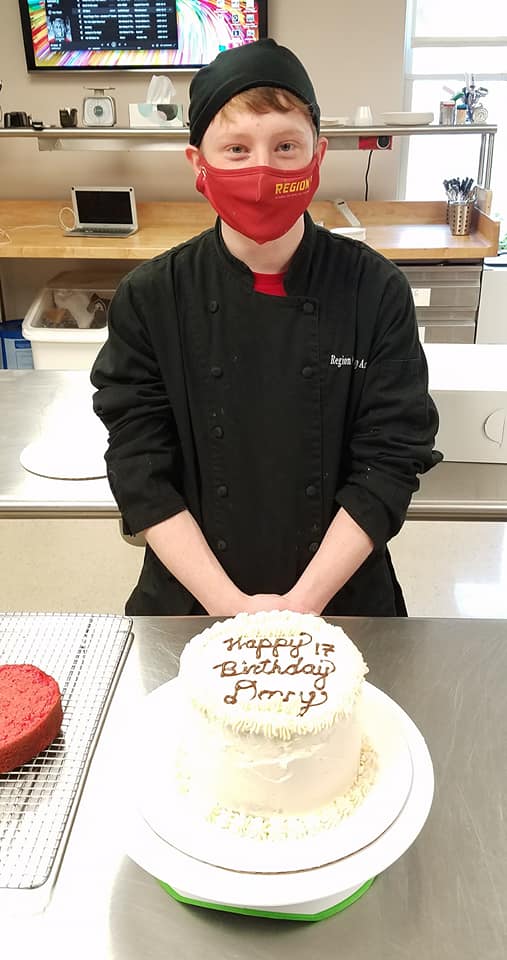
left=0, top=613, right=132, bottom=892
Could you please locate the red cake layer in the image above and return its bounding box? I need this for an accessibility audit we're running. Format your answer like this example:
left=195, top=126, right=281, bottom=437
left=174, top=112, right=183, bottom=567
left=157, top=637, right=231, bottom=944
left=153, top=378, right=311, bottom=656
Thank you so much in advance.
left=0, top=664, right=63, bottom=774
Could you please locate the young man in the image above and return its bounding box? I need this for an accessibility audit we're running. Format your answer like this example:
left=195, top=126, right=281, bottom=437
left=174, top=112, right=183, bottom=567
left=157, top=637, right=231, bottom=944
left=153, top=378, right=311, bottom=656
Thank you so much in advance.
left=91, top=38, right=441, bottom=617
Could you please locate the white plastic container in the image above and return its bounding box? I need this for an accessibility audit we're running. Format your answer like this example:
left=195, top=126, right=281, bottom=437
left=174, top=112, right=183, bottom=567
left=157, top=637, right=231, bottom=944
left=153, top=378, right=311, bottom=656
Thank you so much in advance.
left=22, top=268, right=124, bottom=370
left=426, top=343, right=507, bottom=463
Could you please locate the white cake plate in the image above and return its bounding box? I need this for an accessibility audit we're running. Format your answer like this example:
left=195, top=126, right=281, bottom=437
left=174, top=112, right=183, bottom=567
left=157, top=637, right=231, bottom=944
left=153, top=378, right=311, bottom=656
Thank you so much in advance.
left=139, top=681, right=413, bottom=873
left=121, top=686, right=434, bottom=920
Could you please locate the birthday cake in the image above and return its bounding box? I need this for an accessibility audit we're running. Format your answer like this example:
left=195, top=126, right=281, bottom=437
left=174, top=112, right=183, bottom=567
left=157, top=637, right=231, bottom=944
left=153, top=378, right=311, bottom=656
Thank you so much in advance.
left=175, top=611, right=377, bottom=838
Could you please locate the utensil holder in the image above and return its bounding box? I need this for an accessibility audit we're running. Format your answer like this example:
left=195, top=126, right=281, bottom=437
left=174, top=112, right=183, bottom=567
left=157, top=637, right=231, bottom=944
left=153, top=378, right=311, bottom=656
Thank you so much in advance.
left=59, top=108, right=78, bottom=128
left=447, top=200, right=474, bottom=236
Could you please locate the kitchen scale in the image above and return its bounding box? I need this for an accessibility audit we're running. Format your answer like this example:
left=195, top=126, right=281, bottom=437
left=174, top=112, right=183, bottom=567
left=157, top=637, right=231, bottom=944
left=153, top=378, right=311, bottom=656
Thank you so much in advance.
left=123, top=682, right=434, bottom=921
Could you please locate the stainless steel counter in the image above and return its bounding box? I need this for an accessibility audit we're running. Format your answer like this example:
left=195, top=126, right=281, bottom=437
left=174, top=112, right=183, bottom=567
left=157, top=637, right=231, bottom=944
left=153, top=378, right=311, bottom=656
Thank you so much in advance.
left=1, top=369, right=507, bottom=520
left=0, top=370, right=111, bottom=518
left=3, top=616, right=506, bottom=959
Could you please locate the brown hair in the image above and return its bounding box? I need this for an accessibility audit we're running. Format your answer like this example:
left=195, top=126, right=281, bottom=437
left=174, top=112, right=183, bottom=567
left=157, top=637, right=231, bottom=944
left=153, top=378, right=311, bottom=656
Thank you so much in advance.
left=218, top=87, right=316, bottom=141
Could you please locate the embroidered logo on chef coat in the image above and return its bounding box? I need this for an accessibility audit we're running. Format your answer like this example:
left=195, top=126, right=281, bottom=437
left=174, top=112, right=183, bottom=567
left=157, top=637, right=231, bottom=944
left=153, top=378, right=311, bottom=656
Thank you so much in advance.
left=330, top=354, right=368, bottom=369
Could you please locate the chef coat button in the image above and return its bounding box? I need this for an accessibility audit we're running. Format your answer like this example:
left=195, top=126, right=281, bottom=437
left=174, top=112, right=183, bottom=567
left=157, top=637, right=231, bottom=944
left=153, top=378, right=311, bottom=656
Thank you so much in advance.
left=301, top=365, right=313, bottom=378
left=217, top=484, right=228, bottom=498
left=209, top=300, right=219, bottom=313
left=217, top=539, right=227, bottom=552
left=306, top=484, right=317, bottom=498
left=211, top=365, right=223, bottom=378
left=308, top=541, right=319, bottom=553
left=303, top=301, right=315, bottom=314
left=212, top=425, right=224, bottom=439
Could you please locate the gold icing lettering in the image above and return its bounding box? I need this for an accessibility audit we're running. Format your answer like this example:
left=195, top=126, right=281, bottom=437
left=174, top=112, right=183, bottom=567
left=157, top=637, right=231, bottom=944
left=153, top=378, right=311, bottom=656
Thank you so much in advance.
left=224, top=680, right=257, bottom=704
left=299, top=688, right=328, bottom=716
left=215, top=631, right=337, bottom=716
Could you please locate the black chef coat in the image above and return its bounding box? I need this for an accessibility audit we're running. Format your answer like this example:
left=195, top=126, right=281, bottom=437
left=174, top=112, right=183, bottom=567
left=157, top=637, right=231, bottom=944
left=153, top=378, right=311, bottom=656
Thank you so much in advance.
left=91, top=214, right=442, bottom=617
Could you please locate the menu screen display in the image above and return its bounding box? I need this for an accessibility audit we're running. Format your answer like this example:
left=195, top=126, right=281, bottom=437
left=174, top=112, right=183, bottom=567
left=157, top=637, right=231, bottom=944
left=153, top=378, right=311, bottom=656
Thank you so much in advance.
left=18, top=0, right=268, bottom=70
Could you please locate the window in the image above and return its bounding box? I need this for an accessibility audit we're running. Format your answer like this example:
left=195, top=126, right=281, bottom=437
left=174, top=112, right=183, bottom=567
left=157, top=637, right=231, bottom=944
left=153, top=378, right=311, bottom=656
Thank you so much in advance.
left=403, top=0, right=507, bottom=244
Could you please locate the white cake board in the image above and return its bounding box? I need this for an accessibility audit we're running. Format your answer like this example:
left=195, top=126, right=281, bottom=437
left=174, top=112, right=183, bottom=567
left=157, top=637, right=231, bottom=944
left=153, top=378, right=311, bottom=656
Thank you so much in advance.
left=19, top=382, right=107, bottom=480
left=120, top=685, right=434, bottom=919
left=20, top=438, right=107, bottom=480
left=139, top=681, right=413, bottom=873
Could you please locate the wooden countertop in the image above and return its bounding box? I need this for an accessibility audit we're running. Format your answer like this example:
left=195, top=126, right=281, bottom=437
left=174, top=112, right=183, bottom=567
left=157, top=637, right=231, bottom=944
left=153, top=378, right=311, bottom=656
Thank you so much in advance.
left=313, top=200, right=500, bottom=260
left=0, top=199, right=499, bottom=261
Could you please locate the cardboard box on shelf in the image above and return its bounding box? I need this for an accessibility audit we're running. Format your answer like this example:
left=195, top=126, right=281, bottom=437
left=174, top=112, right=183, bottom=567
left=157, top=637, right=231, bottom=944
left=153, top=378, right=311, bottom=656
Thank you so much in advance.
left=0, top=319, right=34, bottom=370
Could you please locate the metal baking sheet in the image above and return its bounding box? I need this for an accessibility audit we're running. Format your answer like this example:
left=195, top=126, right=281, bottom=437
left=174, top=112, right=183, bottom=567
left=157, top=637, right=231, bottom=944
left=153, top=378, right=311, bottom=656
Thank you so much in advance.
left=0, top=613, right=132, bottom=893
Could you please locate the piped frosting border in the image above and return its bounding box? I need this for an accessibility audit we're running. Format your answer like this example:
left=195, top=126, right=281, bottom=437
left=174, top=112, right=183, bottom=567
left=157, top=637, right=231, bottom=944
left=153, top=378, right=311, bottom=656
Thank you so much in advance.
left=175, top=737, right=378, bottom=841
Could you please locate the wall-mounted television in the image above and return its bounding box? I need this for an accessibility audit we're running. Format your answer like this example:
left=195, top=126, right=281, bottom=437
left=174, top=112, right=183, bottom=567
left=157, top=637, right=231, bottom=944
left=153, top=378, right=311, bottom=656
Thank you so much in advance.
left=18, top=1, right=268, bottom=72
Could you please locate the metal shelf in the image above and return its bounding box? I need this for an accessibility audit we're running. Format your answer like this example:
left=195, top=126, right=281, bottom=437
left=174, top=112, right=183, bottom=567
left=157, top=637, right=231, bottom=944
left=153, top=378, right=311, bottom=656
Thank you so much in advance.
left=0, top=122, right=497, bottom=139
left=325, top=124, right=497, bottom=136
left=0, top=121, right=497, bottom=185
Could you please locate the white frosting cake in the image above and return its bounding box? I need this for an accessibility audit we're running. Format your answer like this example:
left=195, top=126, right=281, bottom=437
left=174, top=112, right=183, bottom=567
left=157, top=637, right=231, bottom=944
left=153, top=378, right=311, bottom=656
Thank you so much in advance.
left=175, top=611, right=374, bottom=831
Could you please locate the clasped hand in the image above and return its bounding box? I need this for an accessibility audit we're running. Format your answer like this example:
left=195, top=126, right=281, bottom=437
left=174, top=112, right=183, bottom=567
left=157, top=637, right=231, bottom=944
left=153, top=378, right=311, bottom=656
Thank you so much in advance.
left=238, top=592, right=319, bottom=616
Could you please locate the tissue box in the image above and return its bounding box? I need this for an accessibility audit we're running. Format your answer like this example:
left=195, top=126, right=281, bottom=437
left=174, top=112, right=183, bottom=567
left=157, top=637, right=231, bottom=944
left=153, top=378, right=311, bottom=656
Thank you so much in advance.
left=129, top=103, right=183, bottom=128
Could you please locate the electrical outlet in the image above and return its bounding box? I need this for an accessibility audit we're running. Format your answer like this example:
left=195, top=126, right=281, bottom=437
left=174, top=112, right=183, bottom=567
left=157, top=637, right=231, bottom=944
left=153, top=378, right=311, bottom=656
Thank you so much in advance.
left=358, top=136, right=392, bottom=150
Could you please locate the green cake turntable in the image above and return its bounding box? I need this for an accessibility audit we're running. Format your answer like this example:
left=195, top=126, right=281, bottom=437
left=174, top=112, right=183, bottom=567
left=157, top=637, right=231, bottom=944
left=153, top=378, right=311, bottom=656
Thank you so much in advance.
left=123, top=682, right=433, bottom=921
left=157, top=876, right=376, bottom=921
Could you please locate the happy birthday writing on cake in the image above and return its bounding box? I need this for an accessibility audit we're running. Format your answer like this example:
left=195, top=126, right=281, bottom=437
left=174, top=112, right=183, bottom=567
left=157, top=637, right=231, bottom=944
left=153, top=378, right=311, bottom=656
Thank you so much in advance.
left=212, top=632, right=336, bottom=716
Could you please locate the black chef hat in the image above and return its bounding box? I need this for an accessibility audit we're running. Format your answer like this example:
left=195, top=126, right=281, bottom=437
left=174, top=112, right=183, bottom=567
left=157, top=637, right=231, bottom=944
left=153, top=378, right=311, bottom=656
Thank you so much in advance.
left=188, top=38, right=320, bottom=146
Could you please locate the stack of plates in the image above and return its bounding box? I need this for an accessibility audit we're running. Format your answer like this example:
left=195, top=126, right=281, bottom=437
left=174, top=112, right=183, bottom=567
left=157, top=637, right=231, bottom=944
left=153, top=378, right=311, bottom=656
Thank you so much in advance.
left=121, top=681, right=434, bottom=920
left=320, top=117, right=350, bottom=127
left=381, top=112, right=434, bottom=126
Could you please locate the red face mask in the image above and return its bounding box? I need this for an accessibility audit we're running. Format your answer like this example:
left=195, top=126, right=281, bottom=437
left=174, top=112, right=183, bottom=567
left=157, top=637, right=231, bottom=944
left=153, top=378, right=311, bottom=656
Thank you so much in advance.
left=195, top=155, right=321, bottom=244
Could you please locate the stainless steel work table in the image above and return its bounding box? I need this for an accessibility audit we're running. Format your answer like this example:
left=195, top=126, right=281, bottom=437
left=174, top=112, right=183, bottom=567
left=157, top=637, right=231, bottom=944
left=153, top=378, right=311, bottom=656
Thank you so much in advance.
left=1, top=369, right=507, bottom=521
left=3, top=615, right=506, bottom=959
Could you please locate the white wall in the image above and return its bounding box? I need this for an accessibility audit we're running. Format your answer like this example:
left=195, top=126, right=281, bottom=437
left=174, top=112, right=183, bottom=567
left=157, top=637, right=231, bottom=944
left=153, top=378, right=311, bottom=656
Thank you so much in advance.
left=0, top=0, right=408, bottom=203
